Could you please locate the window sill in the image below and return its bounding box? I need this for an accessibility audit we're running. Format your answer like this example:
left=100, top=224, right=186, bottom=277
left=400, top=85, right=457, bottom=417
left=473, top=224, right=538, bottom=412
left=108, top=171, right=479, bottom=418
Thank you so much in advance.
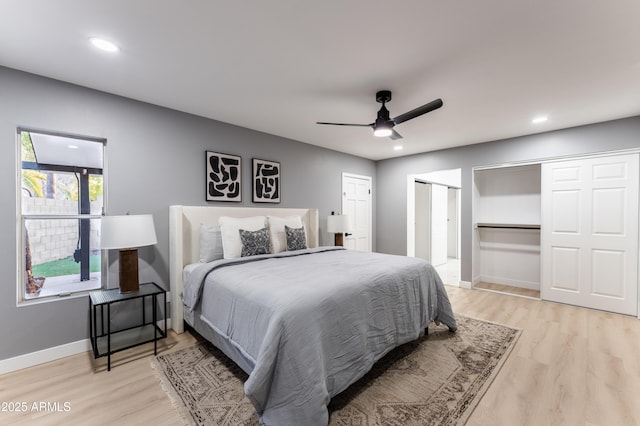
left=18, top=274, right=102, bottom=307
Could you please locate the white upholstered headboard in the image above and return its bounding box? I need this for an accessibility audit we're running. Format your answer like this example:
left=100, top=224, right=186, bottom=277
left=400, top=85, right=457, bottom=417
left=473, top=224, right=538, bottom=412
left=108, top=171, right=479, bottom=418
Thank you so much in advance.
left=169, top=205, right=319, bottom=333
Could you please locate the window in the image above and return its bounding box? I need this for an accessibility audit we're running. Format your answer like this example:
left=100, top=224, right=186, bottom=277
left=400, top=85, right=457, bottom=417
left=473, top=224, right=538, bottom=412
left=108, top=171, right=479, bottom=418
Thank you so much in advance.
left=18, top=128, right=106, bottom=302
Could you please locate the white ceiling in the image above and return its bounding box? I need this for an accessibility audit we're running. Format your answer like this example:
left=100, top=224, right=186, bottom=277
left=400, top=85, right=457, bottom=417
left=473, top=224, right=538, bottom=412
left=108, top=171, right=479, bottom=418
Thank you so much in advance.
left=2, top=1, right=640, bottom=160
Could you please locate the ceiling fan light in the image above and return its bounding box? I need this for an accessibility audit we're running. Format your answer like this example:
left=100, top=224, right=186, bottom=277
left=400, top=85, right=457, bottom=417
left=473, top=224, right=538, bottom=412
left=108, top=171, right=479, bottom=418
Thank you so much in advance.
left=90, top=37, right=119, bottom=52
left=374, top=127, right=393, bottom=137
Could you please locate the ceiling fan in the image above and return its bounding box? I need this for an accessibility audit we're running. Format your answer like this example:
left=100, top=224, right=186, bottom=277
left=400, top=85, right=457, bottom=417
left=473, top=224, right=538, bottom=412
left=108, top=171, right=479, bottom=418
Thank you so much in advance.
left=316, top=90, right=443, bottom=140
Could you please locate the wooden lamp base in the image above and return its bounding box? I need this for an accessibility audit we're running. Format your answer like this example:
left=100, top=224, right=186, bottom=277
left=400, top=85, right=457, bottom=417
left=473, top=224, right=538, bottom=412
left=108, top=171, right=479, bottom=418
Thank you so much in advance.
left=118, top=249, right=140, bottom=293
left=334, top=233, right=344, bottom=247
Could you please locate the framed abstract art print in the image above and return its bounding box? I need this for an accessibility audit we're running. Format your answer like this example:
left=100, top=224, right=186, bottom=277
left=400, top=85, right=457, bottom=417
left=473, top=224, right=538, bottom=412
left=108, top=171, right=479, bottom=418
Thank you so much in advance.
left=252, top=158, right=280, bottom=203
left=206, top=151, right=241, bottom=202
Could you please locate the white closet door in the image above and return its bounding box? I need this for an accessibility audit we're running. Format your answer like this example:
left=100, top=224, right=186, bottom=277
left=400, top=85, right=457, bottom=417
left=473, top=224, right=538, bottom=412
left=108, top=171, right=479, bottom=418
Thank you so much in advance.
left=430, top=183, right=449, bottom=266
left=447, top=188, right=460, bottom=259
left=414, top=182, right=431, bottom=261
left=541, top=153, right=638, bottom=315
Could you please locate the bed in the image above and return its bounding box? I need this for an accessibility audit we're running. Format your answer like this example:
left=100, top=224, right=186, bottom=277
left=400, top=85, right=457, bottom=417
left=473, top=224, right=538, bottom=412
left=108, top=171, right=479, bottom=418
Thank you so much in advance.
left=169, top=205, right=457, bottom=426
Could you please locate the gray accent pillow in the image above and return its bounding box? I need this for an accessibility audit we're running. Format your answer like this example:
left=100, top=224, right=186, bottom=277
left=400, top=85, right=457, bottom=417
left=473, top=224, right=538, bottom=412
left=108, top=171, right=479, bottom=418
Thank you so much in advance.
left=240, top=227, right=271, bottom=257
left=285, top=225, right=307, bottom=251
left=199, top=224, right=224, bottom=262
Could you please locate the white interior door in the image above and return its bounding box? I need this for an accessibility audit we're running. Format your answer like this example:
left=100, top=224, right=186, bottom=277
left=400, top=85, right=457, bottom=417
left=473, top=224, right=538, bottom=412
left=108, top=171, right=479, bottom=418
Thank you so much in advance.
left=541, top=153, right=639, bottom=315
left=342, top=173, right=372, bottom=251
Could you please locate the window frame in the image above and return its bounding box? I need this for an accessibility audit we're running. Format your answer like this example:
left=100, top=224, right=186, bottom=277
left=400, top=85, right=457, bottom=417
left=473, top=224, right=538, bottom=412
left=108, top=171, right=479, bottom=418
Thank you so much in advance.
left=16, top=127, right=108, bottom=305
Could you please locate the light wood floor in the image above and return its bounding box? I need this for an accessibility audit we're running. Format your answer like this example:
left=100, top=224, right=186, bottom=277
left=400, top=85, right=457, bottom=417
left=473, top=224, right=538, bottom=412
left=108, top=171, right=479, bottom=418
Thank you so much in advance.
left=1, top=286, right=639, bottom=425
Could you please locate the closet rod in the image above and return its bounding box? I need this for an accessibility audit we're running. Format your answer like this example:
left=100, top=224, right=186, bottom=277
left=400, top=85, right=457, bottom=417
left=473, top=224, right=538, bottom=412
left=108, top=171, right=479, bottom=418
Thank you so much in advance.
left=476, top=223, right=540, bottom=230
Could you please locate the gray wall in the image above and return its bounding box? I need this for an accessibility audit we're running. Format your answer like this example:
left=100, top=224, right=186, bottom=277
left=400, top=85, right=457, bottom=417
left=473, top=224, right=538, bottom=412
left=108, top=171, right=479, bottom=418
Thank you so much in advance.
left=3, top=62, right=639, bottom=363
left=0, top=66, right=375, bottom=361
left=376, top=115, right=640, bottom=283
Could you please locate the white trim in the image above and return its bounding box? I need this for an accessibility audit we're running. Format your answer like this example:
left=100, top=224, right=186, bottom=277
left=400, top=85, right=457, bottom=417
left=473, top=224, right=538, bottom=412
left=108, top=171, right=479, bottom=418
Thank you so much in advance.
left=0, top=316, right=173, bottom=375
left=442, top=280, right=466, bottom=289
left=472, top=147, right=640, bottom=172
left=478, top=275, right=540, bottom=291
left=341, top=172, right=372, bottom=181
left=474, top=287, right=541, bottom=301
left=16, top=290, right=92, bottom=307
left=15, top=130, right=21, bottom=307
left=459, top=280, right=472, bottom=289
left=0, top=339, right=91, bottom=375
left=158, top=318, right=172, bottom=332
left=471, top=276, right=481, bottom=287
left=445, top=280, right=472, bottom=289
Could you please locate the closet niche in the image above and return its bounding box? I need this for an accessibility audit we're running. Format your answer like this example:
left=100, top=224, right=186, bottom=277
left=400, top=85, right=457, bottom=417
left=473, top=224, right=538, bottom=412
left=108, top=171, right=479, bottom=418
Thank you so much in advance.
left=473, top=164, right=541, bottom=297
left=473, top=153, right=639, bottom=314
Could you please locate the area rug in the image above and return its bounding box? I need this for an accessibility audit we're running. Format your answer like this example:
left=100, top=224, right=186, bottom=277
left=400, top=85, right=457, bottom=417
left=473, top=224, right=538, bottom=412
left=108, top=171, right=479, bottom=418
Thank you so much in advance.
left=152, top=316, right=520, bottom=425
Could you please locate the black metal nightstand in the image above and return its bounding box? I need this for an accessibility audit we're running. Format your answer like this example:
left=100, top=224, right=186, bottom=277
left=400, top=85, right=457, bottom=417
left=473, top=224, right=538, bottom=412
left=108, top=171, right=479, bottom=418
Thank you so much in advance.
left=89, top=282, right=167, bottom=371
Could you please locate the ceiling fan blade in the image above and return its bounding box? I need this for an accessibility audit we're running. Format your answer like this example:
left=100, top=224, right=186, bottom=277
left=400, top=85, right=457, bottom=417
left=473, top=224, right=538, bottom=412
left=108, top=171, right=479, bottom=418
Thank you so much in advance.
left=392, top=98, right=443, bottom=125
left=316, top=121, right=372, bottom=127
left=389, top=129, right=403, bottom=140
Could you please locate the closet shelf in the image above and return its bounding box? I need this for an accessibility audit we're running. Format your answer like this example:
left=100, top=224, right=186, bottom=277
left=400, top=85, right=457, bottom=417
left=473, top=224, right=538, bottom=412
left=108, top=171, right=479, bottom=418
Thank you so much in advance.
left=476, top=222, right=540, bottom=230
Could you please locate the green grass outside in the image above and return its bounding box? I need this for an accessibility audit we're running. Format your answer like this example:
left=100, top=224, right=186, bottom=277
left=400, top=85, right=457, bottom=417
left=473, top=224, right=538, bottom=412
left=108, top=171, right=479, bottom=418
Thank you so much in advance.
left=32, top=255, right=101, bottom=278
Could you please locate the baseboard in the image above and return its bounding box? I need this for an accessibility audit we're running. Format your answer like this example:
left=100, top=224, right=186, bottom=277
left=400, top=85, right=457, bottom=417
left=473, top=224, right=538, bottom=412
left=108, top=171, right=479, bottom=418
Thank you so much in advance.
left=471, top=276, right=481, bottom=287
left=0, top=339, right=91, bottom=375
left=158, top=318, right=173, bottom=332
left=443, top=280, right=471, bottom=289
left=479, top=275, right=540, bottom=290
left=459, top=280, right=472, bottom=289
left=0, top=318, right=173, bottom=376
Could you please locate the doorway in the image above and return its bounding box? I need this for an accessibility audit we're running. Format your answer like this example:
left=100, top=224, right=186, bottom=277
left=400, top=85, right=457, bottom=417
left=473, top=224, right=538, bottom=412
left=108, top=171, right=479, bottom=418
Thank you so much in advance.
left=407, top=169, right=461, bottom=286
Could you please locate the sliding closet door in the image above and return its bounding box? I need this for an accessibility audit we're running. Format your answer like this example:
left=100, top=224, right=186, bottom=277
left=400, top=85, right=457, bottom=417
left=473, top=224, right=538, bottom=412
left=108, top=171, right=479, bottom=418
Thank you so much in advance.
left=541, top=153, right=639, bottom=315
left=430, top=183, right=449, bottom=267
left=414, top=182, right=431, bottom=261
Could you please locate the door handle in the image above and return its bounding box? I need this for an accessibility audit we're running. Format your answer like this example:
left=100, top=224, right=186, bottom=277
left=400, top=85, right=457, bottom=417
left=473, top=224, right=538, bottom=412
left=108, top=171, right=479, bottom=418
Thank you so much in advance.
left=345, top=233, right=353, bottom=237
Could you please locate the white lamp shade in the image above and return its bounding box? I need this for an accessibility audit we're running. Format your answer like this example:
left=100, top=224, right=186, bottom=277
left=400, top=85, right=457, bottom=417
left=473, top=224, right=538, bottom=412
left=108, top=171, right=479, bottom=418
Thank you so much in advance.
left=327, top=214, right=350, bottom=233
left=101, top=214, right=158, bottom=249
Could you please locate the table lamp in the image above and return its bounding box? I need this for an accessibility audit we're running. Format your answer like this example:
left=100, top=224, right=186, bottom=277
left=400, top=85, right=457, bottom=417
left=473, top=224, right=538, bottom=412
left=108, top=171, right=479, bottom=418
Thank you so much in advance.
left=101, top=214, right=157, bottom=293
left=327, top=212, right=350, bottom=247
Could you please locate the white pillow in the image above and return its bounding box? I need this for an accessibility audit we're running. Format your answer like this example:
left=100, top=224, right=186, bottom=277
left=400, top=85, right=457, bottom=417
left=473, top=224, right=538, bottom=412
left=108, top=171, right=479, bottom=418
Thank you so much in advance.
left=268, top=215, right=304, bottom=253
left=219, top=216, right=267, bottom=259
left=199, top=224, right=223, bottom=262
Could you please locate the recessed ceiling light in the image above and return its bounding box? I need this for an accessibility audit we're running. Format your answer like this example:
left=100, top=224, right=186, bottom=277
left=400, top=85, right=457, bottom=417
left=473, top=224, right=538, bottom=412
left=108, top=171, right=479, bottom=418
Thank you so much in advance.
left=532, top=116, right=548, bottom=124
left=90, top=37, right=119, bottom=53
left=393, top=145, right=403, bottom=151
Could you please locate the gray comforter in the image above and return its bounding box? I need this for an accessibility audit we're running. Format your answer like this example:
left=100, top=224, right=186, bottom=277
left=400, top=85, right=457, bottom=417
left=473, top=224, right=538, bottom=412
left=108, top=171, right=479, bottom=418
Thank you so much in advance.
left=184, top=247, right=457, bottom=425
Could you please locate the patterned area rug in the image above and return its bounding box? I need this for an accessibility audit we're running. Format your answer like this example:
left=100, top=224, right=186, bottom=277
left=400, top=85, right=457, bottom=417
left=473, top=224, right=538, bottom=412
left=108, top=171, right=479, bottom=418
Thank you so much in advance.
left=152, top=316, right=520, bottom=425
